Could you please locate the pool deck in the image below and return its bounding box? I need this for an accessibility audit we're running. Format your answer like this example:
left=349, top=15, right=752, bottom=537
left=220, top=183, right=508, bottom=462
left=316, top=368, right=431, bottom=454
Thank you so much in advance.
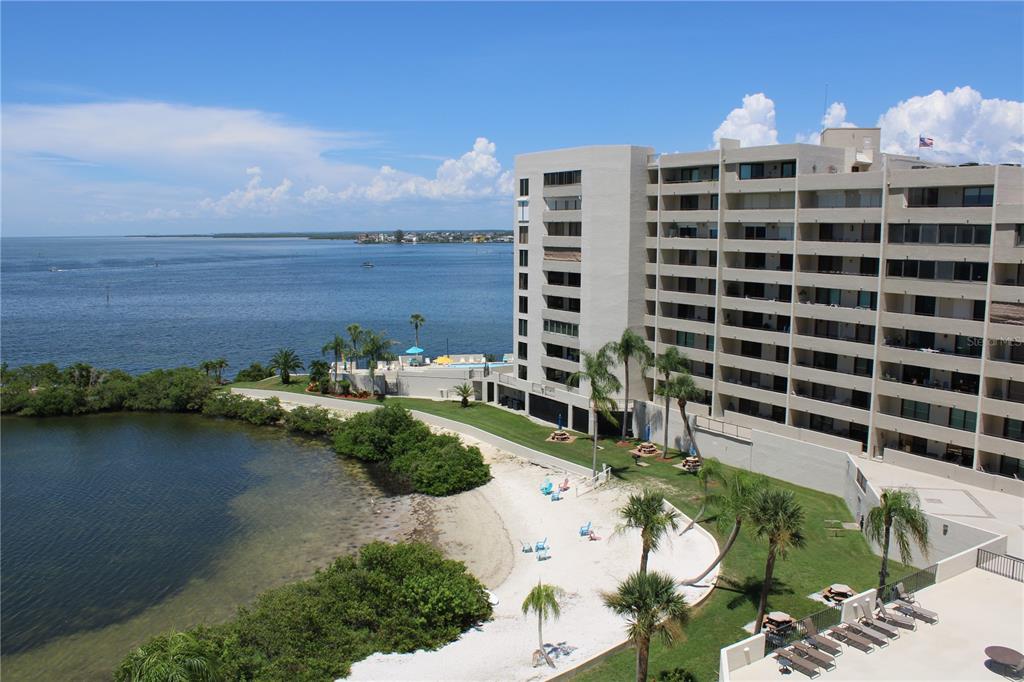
left=731, top=568, right=1024, bottom=682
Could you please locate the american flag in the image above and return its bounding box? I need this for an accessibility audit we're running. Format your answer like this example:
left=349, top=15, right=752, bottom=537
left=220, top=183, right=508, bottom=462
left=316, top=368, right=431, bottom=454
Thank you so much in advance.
left=919, top=135, right=934, bottom=148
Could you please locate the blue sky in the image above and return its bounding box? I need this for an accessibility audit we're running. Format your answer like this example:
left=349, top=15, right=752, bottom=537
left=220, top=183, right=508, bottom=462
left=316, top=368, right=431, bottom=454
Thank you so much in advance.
left=3, top=2, right=1022, bottom=235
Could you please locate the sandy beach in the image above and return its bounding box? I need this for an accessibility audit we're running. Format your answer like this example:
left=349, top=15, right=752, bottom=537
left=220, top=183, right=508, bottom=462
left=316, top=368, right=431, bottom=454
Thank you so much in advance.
left=233, top=391, right=721, bottom=682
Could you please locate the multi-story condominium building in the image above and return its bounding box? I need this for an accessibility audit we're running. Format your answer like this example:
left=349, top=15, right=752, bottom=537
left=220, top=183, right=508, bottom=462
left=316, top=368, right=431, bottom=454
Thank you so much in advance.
left=495, top=128, right=1024, bottom=487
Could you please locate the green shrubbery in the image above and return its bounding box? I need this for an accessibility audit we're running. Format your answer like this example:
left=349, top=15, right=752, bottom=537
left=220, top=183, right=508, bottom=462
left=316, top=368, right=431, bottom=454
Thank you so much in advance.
left=283, top=404, right=343, bottom=437
left=332, top=403, right=491, bottom=495
left=202, top=392, right=285, bottom=425
left=0, top=363, right=212, bottom=416
left=234, top=362, right=276, bottom=383
left=115, top=542, right=491, bottom=682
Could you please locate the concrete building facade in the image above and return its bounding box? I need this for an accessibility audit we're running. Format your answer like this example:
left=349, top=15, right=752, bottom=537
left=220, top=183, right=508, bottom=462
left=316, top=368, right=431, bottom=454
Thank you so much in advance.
left=496, top=129, right=1024, bottom=487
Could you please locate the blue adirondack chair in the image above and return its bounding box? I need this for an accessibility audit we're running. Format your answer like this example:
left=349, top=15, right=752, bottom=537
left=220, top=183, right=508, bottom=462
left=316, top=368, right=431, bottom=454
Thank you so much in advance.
left=540, top=479, right=554, bottom=495
left=579, top=521, right=592, bottom=536
left=535, top=537, right=549, bottom=551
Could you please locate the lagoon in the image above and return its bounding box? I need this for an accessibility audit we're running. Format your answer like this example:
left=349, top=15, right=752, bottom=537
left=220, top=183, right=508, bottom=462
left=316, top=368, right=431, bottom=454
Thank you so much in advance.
left=0, top=412, right=415, bottom=680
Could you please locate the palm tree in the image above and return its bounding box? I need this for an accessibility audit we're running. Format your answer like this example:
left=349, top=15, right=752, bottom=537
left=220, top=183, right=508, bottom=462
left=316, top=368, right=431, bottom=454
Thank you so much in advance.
left=681, top=470, right=766, bottom=586
left=198, top=360, right=215, bottom=379
left=654, top=347, right=688, bottom=457
left=321, top=333, right=348, bottom=389
left=603, top=571, right=690, bottom=682
left=453, top=382, right=473, bottom=407
left=865, top=489, right=930, bottom=594
left=308, top=359, right=331, bottom=389
left=521, top=581, right=564, bottom=668
left=346, top=324, right=364, bottom=371
left=751, top=487, right=807, bottom=633
left=213, top=358, right=228, bottom=384
left=361, top=330, right=396, bottom=393
left=681, top=457, right=724, bottom=535
left=569, top=348, right=621, bottom=478
left=268, top=348, right=303, bottom=385
left=114, top=630, right=220, bottom=682
left=409, top=313, right=426, bottom=348
left=606, top=329, right=654, bottom=442
left=616, top=490, right=681, bottom=574
left=664, top=372, right=704, bottom=458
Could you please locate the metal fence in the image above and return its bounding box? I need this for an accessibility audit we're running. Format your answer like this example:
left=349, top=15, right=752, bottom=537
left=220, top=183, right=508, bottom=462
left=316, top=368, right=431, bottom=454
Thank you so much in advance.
left=977, top=548, right=1024, bottom=582
left=878, top=563, right=938, bottom=604
left=766, top=603, right=842, bottom=654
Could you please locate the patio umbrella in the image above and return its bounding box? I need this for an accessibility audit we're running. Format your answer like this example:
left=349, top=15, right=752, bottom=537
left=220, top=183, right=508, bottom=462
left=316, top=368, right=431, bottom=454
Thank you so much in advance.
left=405, top=346, right=424, bottom=355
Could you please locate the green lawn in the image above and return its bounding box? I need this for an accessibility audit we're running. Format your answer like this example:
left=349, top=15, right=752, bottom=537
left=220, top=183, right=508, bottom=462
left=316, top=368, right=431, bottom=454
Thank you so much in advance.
left=229, top=379, right=904, bottom=681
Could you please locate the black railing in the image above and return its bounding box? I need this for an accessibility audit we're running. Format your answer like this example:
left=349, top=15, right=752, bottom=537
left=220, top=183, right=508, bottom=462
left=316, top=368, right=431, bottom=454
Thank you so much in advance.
left=766, top=604, right=842, bottom=654
left=879, top=564, right=937, bottom=604
left=977, top=549, right=1024, bottom=582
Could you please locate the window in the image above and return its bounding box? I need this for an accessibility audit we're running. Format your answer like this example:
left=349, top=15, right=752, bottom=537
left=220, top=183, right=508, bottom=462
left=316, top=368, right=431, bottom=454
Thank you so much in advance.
left=710, top=194, right=719, bottom=210
left=955, top=335, right=983, bottom=357
left=908, top=187, right=939, bottom=207
left=517, top=341, right=528, bottom=360
left=813, top=352, right=838, bottom=371
left=860, top=257, right=879, bottom=276
left=519, top=249, right=528, bottom=267
left=775, top=345, right=789, bottom=363
left=518, top=225, right=528, bottom=243
left=915, top=296, right=936, bottom=316
left=518, top=365, right=528, bottom=380
left=545, top=196, right=581, bottom=211
left=854, top=357, right=873, bottom=377
left=740, top=340, right=762, bottom=358
left=676, top=331, right=697, bottom=348
left=852, top=389, right=871, bottom=408
left=739, top=163, right=765, bottom=180
left=517, top=200, right=529, bottom=222
left=1004, top=418, right=1024, bottom=442
left=810, top=413, right=834, bottom=432
left=962, top=186, right=994, bottom=207
left=948, top=408, right=977, bottom=432
left=519, top=178, right=529, bottom=196
left=857, top=291, right=877, bottom=310
left=543, top=170, right=582, bottom=186
left=901, top=399, right=930, bottom=421
left=518, top=296, right=528, bottom=314
left=973, top=300, right=986, bottom=321
left=781, top=161, right=796, bottom=177
left=518, top=319, right=528, bottom=337
left=543, top=319, right=579, bottom=337
left=518, top=272, right=528, bottom=289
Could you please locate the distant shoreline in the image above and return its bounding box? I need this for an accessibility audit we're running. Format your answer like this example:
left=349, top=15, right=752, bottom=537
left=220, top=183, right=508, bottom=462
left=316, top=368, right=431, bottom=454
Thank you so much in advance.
left=122, top=230, right=513, bottom=242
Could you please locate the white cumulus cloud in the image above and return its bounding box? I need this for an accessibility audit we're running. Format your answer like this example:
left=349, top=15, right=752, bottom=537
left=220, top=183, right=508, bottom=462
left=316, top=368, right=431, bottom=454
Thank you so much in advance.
left=712, top=93, right=778, bottom=147
left=794, top=101, right=858, bottom=143
left=199, top=167, right=294, bottom=216
left=877, top=86, right=1024, bottom=164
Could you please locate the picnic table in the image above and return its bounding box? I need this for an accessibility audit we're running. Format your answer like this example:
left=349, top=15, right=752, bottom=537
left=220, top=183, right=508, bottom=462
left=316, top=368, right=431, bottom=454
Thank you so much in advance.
left=985, top=646, right=1024, bottom=675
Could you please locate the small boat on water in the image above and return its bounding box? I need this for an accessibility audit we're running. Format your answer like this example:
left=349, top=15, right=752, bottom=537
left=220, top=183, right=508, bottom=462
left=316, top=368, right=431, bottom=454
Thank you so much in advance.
left=361, top=261, right=375, bottom=268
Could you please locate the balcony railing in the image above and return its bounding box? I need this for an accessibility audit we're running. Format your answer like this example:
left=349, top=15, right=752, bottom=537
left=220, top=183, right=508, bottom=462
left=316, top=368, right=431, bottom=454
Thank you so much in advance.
left=977, top=549, right=1024, bottom=583
left=879, top=374, right=979, bottom=396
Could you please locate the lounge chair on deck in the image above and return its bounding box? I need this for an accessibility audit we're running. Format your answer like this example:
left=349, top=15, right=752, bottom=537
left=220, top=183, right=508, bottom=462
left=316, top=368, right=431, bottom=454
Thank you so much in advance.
left=855, top=604, right=899, bottom=639
left=558, top=477, right=570, bottom=492
left=895, top=583, right=939, bottom=623
left=520, top=540, right=534, bottom=553
left=536, top=548, right=551, bottom=561
left=535, top=537, right=548, bottom=551
left=579, top=521, right=592, bottom=536
left=800, top=619, right=843, bottom=656
left=875, top=599, right=916, bottom=630
left=776, top=649, right=820, bottom=678
left=540, top=480, right=554, bottom=495
left=846, top=618, right=892, bottom=647
left=831, top=624, right=874, bottom=652
left=792, top=641, right=836, bottom=671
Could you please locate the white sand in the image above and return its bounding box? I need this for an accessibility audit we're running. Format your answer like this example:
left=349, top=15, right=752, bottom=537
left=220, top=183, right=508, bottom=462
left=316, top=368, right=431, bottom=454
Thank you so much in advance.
left=347, top=437, right=720, bottom=682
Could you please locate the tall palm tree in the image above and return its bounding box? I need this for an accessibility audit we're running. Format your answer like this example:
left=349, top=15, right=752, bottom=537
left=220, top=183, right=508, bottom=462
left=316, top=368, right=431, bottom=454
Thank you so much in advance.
left=308, top=359, right=331, bottom=389
left=681, top=457, right=724, bottom=535
left=453, top=382, right=474, bottom=407
left=681, top=470, right=766, bottom=586
left=654, top=347, right=688, bottom=456
left=198, top=360, right=215, bottom=379
left=751, top=487, right=807, bottom=633
left=665, top=372, right=704, bottom=458
left=603, top=571, right=690, bottom=682
left=865, top=489, right=930, bottom=594
left=409, top=313, right=426, bottom=348
left=321, top=333, right=348, bottom=390
left=569, top=348, right=621, bottom=478
left=606, top=329, right=654, bottom=442
left=213, top=358, right=228, bottom=384
left=616, top=490, right=681, bottom=574
left=346, top=323, right=364, bottom=371
left=361, top=330, right=396, bottom=393
left=268, top=348, right=303, bottom=385
left=114, top=630, right=220, bottom=682
left=521, top=581, right=564, bottom=668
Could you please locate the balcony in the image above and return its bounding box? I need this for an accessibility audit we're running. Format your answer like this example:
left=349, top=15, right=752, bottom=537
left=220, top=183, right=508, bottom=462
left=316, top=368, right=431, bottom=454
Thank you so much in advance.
left=795, top=240, right=881, bottom=258
left=799, top=207, right=882, bottom=224
left=661, top=209, right=718, bottom=223
left=876, top=376, right=979, bottom=412
left=542, top=209, right=581, bottom=223
left=540, top=283, right=581, bottom=299
left=720, top=266, right=791, bottom=285
left=721, top=238, right=792, bottom=254
left=541, top=182, right=581, bottom=198
left=654, top=263, right=718, bottom=280
left=789, top=394, right=868, bottom=423
left=656, top=315, right=715, bottom=335
left=886, top=205, right=992, bottom=224
left=882, top=277, right=987, bottom=298
left=541, top=234, right=581, bottom=249
left=793, top=301, right=876, bottom=325
left=718, top=378, right=788, bottom=405
left=791, top=363, right=873, bottom=392
left=879, top=311, right=985, bottom=338
left=661, top=180, right=719, bottom=196
left=718, top=353, right=784, bottom=376
left=720, top=323, right=790, bottom=347
left=873, top=412, right=977, bottom=449
left=977, top=433, right=1024, bottom=458
left=721, top=295, right=791, bottom=316
left=722, top=176, right=796, bottom=193
left=722, top=207, right=794, bottom=223
left=659, top=290, right=717, bottom=307
left=792, top=333, right=872, bottom=358
left=796, top=270, right=879, bottom=292
left=651, top=236, right=718, bottom=252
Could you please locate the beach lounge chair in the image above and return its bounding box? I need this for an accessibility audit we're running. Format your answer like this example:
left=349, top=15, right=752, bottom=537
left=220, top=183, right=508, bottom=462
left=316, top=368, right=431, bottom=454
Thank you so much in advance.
left=846, top=615, right=892, bottom=646
left=895, top=583, right=939, bottom=623
left=550, top=490, right=562, bottom=501
left=855, top=604, right=899, bottom=639
left=579, top=521, right=592, bottom=536
left=775, top=649, right=820, bottom=679
left=831, top=624, right=874, bottom=652
left=520, top=540, right=534, bottom=553
left=540, top=480, right=554, bottom=495
left=536, top=548, right=551, bottom=561
left=875, top=598, right=916, bottom=630
left=800, top=619, right=843, bottom=656
left=535, top=537, right=548, bottom=551
left=559, top=477, right=570, bottom=492
left=792, top=641, right=836, bottom=671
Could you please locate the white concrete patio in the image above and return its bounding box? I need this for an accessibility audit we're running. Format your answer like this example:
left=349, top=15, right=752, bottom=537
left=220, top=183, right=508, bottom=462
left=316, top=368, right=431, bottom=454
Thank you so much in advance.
left=731, top=568, right=1024, bottom=681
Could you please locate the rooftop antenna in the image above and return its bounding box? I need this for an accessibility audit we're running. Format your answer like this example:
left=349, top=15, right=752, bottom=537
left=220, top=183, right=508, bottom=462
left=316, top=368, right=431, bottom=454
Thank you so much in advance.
left=822, top=83, right=829, bottom=125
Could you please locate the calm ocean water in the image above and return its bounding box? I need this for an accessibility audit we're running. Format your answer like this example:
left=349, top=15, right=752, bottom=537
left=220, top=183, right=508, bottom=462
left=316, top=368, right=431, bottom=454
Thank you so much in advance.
left=0, top=236, right=513, bottom=373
